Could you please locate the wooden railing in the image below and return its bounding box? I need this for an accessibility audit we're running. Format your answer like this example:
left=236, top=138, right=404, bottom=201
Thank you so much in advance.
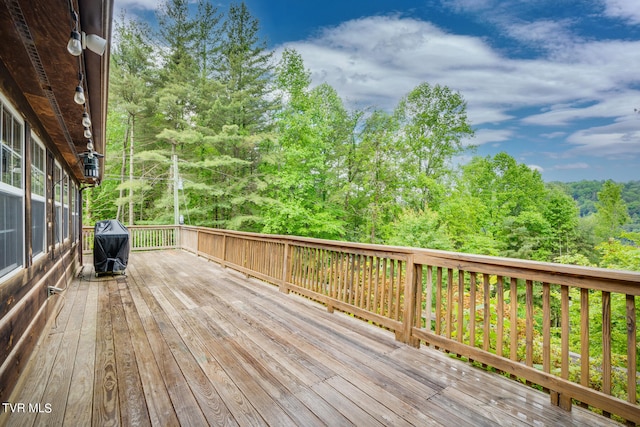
left=82, top=225, right=178, bottom=253
left=84, top=225, right=640, bottom=423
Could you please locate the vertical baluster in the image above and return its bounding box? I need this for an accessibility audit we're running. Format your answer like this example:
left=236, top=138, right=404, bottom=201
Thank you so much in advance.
left=497, top=276, right=504, bottom=358
left=330, top=251, right=337, bottom=299
left=510, top=277, right=518, bottom=361
left=348, top=253, right=355, bottom=305
left=446, top=269, right=453, bottom=340
left=293, top=246, right=301, bottom=286
left=386, top=260, right=394, bottom=318
left=318, top=249, right=325, bottom=294
left=580, top=288, right=590, bottom=391
left=307, top=247, right=314, bottom=291
left=373, top=257, right=381, bottom=314
left=457, top=270, right=465, bottom=342
left=602, top=291, right=612, bottom=415
left=306, top=248, right=317, bottom=290
left=354, top=254, right=361, bottom=307
left=366, top=256, right=374, bottom=311
left=560, top=285, right=571, bottom=410
left=542, top=283, right=551, bottom=374
left=525, top=280, right=534, bottom=367
left=483, top=273, right=491, bottom=352
left=626, top=295, right=637, bottom=408
left=359, top=255, right=368, bottom=308
left=394, top=260, right=403, bottom=321
left=425, top=266, right=433, bottom=332
left=415, top=265, right=423, bottom=328
left=337, top=252, right=345, bottom=301
left=307, top=248, right=318, bottom=292
left=444, top=268, right=453, bottom=338
left=299, top=246, right=307, bottom=288
left=469, top=272, right=476, bottom=347
left=314, top=248, right=321, bottom=292
left=436, top=267, right=443, bottom=335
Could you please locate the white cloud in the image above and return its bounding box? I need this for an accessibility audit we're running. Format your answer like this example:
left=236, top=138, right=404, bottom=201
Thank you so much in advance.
left=523, top=91, right=640, bottom=126
left=114, top=0, right=158, bottom=11
left=276, top=13, right=640, bottom=162
left=551, top=162, right=591, bottom=170
left=468, top=128, right=514, bottom=146
left=528, top=164, right=544, bottom=172
left=540, top=131, right=567, bottom=139
left=503, top=19, right=579, bottom=53
left=565, top=117, right=640, bottom=158
left=604, top=0, right=640, bottom=24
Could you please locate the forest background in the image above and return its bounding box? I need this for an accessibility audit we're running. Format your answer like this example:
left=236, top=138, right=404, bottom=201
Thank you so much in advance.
left=85, top=0, right=640, bottom=272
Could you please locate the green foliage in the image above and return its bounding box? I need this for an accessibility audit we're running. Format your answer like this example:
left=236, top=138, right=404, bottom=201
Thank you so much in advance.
left=595, top=232, right=640, bottom=271
left=559, top=180, right=640, bottom=233
left=395, top=83, right=474, bottom=210
left=594, top=180, right=631, bottom=241
left=386, top=209, right=453, bottom=250
left=91, top=3, right=639, bottom=277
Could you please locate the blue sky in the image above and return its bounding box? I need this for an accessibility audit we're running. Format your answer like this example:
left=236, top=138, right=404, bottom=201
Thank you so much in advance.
left=114, top=0, right=640, bottom=182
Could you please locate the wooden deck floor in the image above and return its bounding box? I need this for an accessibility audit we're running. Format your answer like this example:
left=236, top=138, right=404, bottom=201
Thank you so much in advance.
left=1, top=250, right=623, bottom=426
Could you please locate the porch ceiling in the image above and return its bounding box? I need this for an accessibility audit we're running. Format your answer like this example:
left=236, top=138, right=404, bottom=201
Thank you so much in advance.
left=0, top=0, right=112, bottom=183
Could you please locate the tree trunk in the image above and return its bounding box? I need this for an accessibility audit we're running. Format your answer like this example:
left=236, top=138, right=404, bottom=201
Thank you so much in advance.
left=116, top=121, right=130, bottom=221
left=128, top=116, right=135, bottom=226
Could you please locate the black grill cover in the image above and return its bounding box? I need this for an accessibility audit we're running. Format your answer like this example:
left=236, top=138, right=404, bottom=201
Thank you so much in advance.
left=93, top=220, right=130, bottom=274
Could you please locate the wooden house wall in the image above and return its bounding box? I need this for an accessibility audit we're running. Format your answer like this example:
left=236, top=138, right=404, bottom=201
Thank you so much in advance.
left=0, top=76, right=83, bottom=403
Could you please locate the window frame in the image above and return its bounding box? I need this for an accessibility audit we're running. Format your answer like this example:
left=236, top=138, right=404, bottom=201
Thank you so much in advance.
left=54, top=161, right=62, bottom=246
left=0, top=92, right=25, bottom=280
left=30, top=133, right=46, bottom=258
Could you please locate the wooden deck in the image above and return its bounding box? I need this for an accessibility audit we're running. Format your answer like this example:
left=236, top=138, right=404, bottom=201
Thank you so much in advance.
left=1, top=250, right=623, bottom=426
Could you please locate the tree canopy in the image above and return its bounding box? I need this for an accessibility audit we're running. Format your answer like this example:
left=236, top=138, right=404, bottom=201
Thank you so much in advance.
left=85, top=1, right=639, bottom=272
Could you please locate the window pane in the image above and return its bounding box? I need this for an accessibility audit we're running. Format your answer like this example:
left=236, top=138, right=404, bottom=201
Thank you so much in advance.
left=1, top=105, right=22, bottom=189
left=0, top=191, right=23, bottom=277
left=31, top=199, right=45, bottom=256
left=31, top=138, right=45, bottom=197
left=55, top=206, right=62, bottom=244
left=54, top=165, right=61, bottom=203
left=63, top=175, right=68, bottom=239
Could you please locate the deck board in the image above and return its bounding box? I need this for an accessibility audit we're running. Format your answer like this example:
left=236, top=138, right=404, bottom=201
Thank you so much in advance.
left=1, top=250, right=624, bottom=427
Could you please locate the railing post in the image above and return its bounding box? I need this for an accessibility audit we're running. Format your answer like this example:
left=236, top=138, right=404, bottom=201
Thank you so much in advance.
left=279, top=243, right=290, bottom=294
left=221, top=234, right=228, bottom=268
left=401, top=254, right=420, bottom=348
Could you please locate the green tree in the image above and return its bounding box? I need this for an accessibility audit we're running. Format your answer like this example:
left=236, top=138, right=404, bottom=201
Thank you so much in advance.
left=499, top=210, right=552, bottom=261
left=543, top=186, right=579, bottom=257
left=216, top=1, right=275, bottom=133
left=261, top=49, right=345, bottom=238
left=444, top=153, right=547, bottom=258
left=386, top=209, right=453, bottom=250
left=596, top=231, right=640, bottom=271
left=594, top=180, right=631, bottom=241
left=87, top=15, right=157, bottom=225
left=355, top=110, right=400, bottom=243
left=394, top=82, right=474, bottom=210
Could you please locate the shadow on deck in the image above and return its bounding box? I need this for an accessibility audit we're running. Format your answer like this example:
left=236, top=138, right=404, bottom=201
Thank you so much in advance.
left=1, top=250, right=623, bottom=426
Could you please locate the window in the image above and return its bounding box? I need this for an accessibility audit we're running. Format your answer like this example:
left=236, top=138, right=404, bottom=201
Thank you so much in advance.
left=70, top=180, right=78, bottom=241
left=54, top=162, right=62, bottom=245
left=0, top=98, right=24, bottom=278
left=63, top=173, right=69, bottom=240
left=31, top=135, right=45, bottom=257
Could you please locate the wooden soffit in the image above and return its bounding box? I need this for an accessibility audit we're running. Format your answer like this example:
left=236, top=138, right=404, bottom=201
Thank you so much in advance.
left=0, top=0, right=112, bottom=184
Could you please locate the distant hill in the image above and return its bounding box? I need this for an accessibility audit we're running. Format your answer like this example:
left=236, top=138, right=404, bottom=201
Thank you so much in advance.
left=551, top=180, right=640, bottom=232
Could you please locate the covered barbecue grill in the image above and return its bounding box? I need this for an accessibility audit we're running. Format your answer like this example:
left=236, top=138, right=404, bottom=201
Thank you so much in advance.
left=93, top=219, right=130, bottom=276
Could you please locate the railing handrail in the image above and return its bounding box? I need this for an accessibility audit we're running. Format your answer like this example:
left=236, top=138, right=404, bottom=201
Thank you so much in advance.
left=81, top=224, right=640, bottom=423
left=178, top=225, right=640, bottom=286
left=85, top=223, right=640, bottom=282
